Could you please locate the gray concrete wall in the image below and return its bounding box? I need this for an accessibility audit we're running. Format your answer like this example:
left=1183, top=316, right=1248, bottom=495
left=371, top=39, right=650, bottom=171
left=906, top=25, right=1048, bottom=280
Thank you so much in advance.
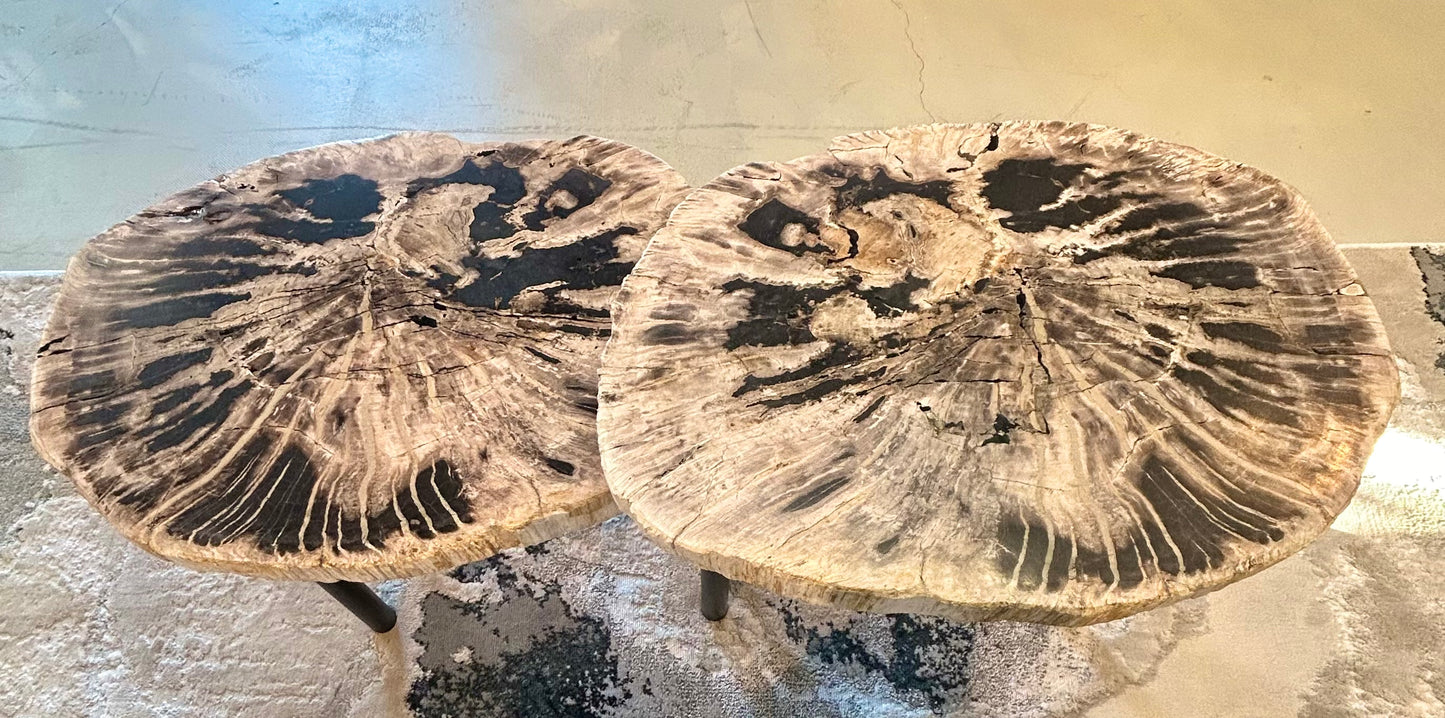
left=2, top=0, right=1443, bottom=270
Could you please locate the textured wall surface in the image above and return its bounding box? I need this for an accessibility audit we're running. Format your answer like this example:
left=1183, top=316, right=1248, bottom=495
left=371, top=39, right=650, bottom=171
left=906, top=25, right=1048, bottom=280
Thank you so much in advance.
left=3, top=0, right=1445, bottom=269
left=2, top=245, right=1443, bottom=716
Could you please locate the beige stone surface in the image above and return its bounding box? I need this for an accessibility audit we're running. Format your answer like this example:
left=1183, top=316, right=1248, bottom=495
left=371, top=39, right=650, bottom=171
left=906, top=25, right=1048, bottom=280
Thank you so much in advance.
left=600, top=121, right=1398, bottom=626
left=26, top=132, right=686, bottom=582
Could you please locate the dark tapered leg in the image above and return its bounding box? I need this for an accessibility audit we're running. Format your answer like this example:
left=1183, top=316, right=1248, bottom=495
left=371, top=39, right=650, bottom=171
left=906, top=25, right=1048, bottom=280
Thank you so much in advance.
left=700, top=570, right=731, bottom=621
left=318, top=581, right=397, bottom=632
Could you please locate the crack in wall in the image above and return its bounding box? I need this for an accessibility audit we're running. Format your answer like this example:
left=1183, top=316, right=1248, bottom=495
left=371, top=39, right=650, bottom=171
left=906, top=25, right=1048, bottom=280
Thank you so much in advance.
left=890, top=0, right=935, bottom=121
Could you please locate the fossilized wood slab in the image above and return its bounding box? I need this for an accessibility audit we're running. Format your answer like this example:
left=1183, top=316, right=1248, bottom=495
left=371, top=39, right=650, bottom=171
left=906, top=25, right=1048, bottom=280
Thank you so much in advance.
left=598, top=122, right=1399, bottom=626
left=30, top=132, right=689, bottom=581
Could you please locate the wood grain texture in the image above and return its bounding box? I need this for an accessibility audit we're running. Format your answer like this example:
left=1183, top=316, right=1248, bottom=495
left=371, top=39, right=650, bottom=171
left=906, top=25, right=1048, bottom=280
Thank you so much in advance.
left=29, top=132, right=689, bottom=581
left=598, top=121, right=1399, bottom=625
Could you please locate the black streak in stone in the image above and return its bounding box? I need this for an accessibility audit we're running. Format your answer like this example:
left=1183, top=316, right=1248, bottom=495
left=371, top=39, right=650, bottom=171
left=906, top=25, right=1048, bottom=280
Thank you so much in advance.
left=1113, top=533, right=1147, bottom=588
left=441, top=160, right=532, bottom=243
left=998, top=509, right=1155, bottom=591
left=720, top=279, right=838, bottom=349
left=1186, top=350, right=1285, bottom=386
left=1152, top=260, right=1260, bottom=290
left=980, top=414, right=1019, bottom=445
left=782, top=475, right=851, bottom=512
left=412, top=460, right=467, bottom=535
left=720, top=273, right=928, bottom=349
left=1170, top=365, right=1303, bottom=428
left=524, top=346, right=561, bottom=364
left=1173, top=431, right=1294, bottom=542
left=853, top=395, right=887, bottom=423
left=161, top=437, right=269, bottom=539
left=337, top=491, right=407, bottom=552
left=1132, top=454, right=1235, bottom=574
left=141, top=260, right=314, bottom=298
left=277, top=174, right=382, bottom=221
left=469, top=202, right=517, bottom=243
left=831, top=169, right=955, bottom=210
left=520, top=168, right=612, bottom=230
left=1046, top=532, right=1074, bottom=591
left=395, top=476, right=437, bottom=540
left=144, top=378, right=254, bottom=452
left=1146, top=450, right=1281, bottom=546
left=982, top=158, right=1086, bottom=210
left=67, top=369, right=116, bottom=399
left=1076, top=233, right=1249, bottom=265
left=754, top=367, right=886, bottom=408
left=544, top=457, right=576, bottom=476
left=250, top=174, right=383, bottom=244
left=169, top=440, right=324, bottom=553
left=875, top=534, right=901, bottom=554
left=1110, top=202, right=1210, bottom=234
left=252, top=218, right=375, bottom=244
left=856, top=273, right=928, bottom=317
left=406, top=159, right=527, bottom=203
left=430, top=459, right=474, bottom=523
left=640, top=323, right=694, bottom=345
left=116, top=293, right=252, bottom=329
left=1144, top=323, right=1175, bottom=341
left=734, top=343, right=862, bottom=397
left=736, top=198, right=825, bottom=256
left=151, top=384, right=200, bottom=416
left=254, top=444, right=328, bottom=554
left=434, top=227, right=638, bottom=312
left=980, top=158, right=1130, bottom=232
left=1201, top=321, right=1286, bottom=351
left=70, top=401, right=131, bottom=431
left=136, top=348, right=214, bottom=389
left=1014, top=513, right=1053, bottom=590
left=648, top=303, right=697, bottom=321
left=170, top=236, right=275, bottom=259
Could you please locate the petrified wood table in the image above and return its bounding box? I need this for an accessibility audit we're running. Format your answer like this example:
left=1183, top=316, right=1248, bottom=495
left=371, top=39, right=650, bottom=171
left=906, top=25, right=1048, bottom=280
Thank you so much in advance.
left=598, top=122, right=1399, bottom=626
left=29, top=132, right=687, bottom=631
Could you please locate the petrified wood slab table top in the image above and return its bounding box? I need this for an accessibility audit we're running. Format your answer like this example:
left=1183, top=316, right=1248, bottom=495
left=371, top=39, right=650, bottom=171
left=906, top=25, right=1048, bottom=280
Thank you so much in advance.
left=598, top=121, right=1399, bottom=626
left=29, top=133, right=688, bottom=599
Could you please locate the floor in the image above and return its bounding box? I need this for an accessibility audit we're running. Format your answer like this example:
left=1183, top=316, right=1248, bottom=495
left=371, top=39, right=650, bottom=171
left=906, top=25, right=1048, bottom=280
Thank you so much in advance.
left=1, top=2, right=1443, bottom=716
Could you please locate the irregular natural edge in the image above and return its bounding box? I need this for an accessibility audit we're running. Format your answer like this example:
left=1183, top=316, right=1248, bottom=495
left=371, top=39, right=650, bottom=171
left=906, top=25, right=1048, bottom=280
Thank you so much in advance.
left=30, top=131, right=688, bottom=582
left=599, top=120, right=1401, bottom=626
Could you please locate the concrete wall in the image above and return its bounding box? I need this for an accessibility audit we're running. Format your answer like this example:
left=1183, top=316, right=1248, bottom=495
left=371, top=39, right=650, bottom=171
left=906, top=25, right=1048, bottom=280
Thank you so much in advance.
left=2, top=0, right=1444, bottom=270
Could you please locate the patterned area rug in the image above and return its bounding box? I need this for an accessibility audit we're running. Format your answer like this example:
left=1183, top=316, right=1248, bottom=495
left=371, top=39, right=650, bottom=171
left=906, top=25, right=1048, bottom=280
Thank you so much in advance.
left=2, top=251, right=1443, bottom=717
left=398, top=516, right=1180, bottom=717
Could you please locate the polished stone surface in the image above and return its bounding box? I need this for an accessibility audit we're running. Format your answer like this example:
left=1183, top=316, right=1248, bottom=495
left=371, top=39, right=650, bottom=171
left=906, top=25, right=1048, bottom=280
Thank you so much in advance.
left=3, top=0, right=1445, bottom=270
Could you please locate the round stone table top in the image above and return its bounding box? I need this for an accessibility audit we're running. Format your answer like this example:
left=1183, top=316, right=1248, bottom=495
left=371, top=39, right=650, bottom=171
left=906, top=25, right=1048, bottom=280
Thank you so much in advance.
left=29, top=132, right=688, bottom=581
left=597, top=121, right=1399, bottom=625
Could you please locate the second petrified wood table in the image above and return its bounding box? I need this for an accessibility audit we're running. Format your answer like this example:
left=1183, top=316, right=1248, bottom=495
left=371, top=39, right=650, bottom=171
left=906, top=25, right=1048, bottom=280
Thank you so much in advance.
left=29, top=132, right=687, bottom=631
left=598, top=121, right=1399, bottom=626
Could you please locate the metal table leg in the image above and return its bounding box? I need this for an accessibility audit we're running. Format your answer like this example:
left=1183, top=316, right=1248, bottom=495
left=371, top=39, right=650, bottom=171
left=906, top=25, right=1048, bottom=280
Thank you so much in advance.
left=318, top=581, right=397, bottom=633
left=700, top=569, right=730, bottom=621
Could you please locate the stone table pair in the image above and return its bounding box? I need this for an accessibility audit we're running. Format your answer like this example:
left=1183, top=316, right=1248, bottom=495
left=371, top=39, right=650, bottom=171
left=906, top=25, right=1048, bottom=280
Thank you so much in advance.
left=29, top=124, right=1398, bottom=634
